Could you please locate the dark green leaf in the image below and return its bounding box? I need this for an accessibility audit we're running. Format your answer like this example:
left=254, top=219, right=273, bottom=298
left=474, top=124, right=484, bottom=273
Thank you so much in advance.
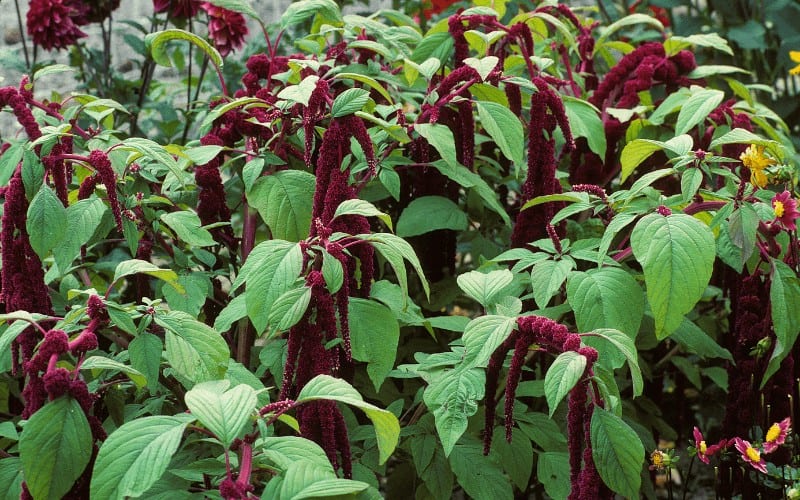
left=349, top=298, right=400, bottom=391
left=763, top=260, right=800, bottom=386
left=0, top=457, right=23, bottom=500
left=591, top=408, right=644, bottom=499
left=477, top=101, right=524, bottom=166
left=26, top=185, right=66, bottom=258
left=396, top=196, right=467, bottom=237
left=129, top=333, right=163, bottom=389
left=449, top=441, right=513, bottom=500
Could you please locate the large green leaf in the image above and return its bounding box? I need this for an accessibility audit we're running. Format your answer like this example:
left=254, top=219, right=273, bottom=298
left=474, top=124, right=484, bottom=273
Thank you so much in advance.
left=281, top=0, right=342, bottom=29
left=348, top=298, right=400, bottom=391
left=449, top=441, right=513, bottom=500
left=160, top=211, right=216, bottom=247
left=53, top=197, right=108, bottom=274
left=26, top=185, right=67, bottom=259
left=476, top=101, right=524, bottom=166
left=563, top=96, right=606, bottom=158
left=630, top=213, right=715, bottom=339
left=530, top=259, right=574, bottom=309
left=296, top=375, right=400, bottom=464
left=675, top=88, right=725, bottom=135
left=429, top=159, right=511, bottom=225
left=590, top=408, right=644, bottom=499
left=0, top=457, right=23, bottom=500
left=90, top=414, right=195, bottom=499
left=461, top=315, right=516, bottom=368
left=566, top=267, right=644, bottom=337
left=415, top=123, right=458, bottom=171
left=763, top=260, right=800, bottom=386
left=423, top=367, right=485, bottom=456
left=583, top=328, right=643, bottom=397
left=156, top=311, right=229, bottom=385
left=396, top=196, right=467, bottom=237
left=129, top=332, right=163, bottom=389
left=355, top=232, right=430, bottom=299
left=331, top=88, right=370, bottom=117
left=489, top=428, right=532, bottom=491
left=544, top=351, right=587, bottom=416
left=260, top=436, right=334, bottom=473
left=247, top=170, right=316, bottom=242
left=80, top=356, right=147, bottom=387
left=537, top=452, right=570, bottom=500
left=113, top=259, right=183, bottom=293
left=185, top=381, right=257, bottom=447
left=20, top=397, right=92, bottom=500
left=145, top=29, right=222, bottom=70
left=457, top=269, right=514, bottom=308
left=266, top=286, right=312, bottom=335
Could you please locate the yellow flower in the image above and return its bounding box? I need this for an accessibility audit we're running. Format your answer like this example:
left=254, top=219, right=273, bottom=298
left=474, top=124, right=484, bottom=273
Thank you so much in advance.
left=791, top=51, right=800, bottom=75
left=740, top=144, right=776, bottom=188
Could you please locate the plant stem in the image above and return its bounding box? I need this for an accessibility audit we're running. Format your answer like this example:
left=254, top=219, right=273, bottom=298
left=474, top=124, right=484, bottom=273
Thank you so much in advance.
left=13, top=0, right=30, bottom=70
left=682, top=455, right=695, bottom=500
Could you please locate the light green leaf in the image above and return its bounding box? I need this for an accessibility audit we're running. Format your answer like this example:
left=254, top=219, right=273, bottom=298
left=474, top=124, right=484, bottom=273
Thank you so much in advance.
left=763, top=260, right=800, bottom=387
left=160, top=211, right=217, bottom=247
left=156, top=311, right=229, bottom=384
left=145, top=29, right=222, bottom=70
left=277, top=75, right=320, bottom=107
left=464, top=56, right=499, bottom=81
left=461, top=315, right=516, bottom=368
left=321, top=251, right=343, bottom=294
left=26, top=185, right=66, bottom=258
left=348, top=298, right=400, bottom=391
left=117, top=137, right=183, bottom=182
left=333, top=73, right=393, bottom=105
left=80, top=356, right=147, bottom=387
left=20, top=397, right=92, bottom=500
left=247, top=170, right=316, bottom=241
left=184, top=145, right=224, bottom=165
left=423, top=368, right=485, bottom=456
left=203, top=0, right=261, bottom=21
left=113, top=259, right=183, bottom=293
left=457, top=269, right=514, bottom=308
left=563, top=96, right=606, bottom=158
left=53, top=197, right=107, bottom=274
left=709, top=127, right=778, bottom=150
left=267, top=286, right=312, bottom=334
left=355, top=232, right=430, bottom=299
left=530, top=259, right=574, bottom=309
left=240, top=241, right=303, bottom=334
left=591, top=408, right=644, bottom=499
left=331, top=88, right=370, bottom=117
left=630, top=213, right=715, bottom=338
left=129, top=333, right=163, bottom=389
left=333, top=199, right=392, bottom=231
left=260, top=436, right=334, bottom=473
left=567, top=268, right=644, bottom=337
left=293, top=478, right=370, bottom=499
left=584, top=328, right=643, bottom=397
left=0, top=457, right=23, bottom=500
left=281, top=0, right=342, bottom=29
left=185, top=382, right=257, bottom=447
left=477, top=101, right=525, bottom=166
left=415, top=123, right=458, bottom=171
left=596, top=13, right=664, bottom=47
left=90, top=414, right=195, bottom=499
left=544, top=351, right=587, bottom=416
left=296, top=375, right=400, bottom=464
left=675, top=88, right=725, bottom=135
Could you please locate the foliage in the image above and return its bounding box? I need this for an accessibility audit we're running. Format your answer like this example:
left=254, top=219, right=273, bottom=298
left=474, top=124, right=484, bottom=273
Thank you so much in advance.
left=2, top=0, right=800, bottom=498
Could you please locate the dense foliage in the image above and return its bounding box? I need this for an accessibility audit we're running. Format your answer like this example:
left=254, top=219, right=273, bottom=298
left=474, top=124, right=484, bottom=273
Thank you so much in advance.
left=2, top=0, right=800, bottom=498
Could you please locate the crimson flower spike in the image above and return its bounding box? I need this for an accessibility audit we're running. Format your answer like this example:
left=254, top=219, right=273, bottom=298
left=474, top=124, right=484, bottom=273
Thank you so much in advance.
left=88, top=150, right=124, bottom=231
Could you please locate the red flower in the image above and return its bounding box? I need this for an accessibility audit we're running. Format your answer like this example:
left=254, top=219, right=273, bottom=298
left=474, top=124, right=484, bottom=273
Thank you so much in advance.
left=692, top=427, right=726, bottom=464
left=202, top=3, right=249, bottom=57
left=763, top=417, right=791, bottom=454
left=772, top=191, right=799, bottom=231
left=26, top=0, right=88, bottom=51
left=153, top=0, right=201, bottom=19
left=734, top=437, right=767, bottom=473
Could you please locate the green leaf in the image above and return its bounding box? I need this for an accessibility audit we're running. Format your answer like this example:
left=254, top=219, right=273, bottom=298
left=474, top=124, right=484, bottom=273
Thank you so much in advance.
left=477, top=101, right=524, bottom=166
left=584, top=328, right=643, bottom=397
left=33, top=64, right=76, bottom=81
left=161, top=273, right=211, bottom=317
left=185, top=381, right=257, bottom=447
left=464, top=56, right=499, bottom=81
left=267, top=286, right=312, bottom=334
left=80, top=356, right=147, bottom=387
left=396, top=196, right=466, bottom=237
left=355, top=232, right=430, bottom=299
left=296, top=375, right=400, bottom=464
left=461, top=315, right=516, bottom=368
left=238, top=240, right=303, bottom=334
left=429, top=159, right=511, bottom=225
left=279, top=460, right=334, bottom=499
left=727, top=204, right=759, bottom=270
left=20, top=397, right=93, bottom=500
left=489, top=428, right=532, bottom=491
left=709, top=127, right=778, bottom=150
left=530, top=259, right=574, bottom=309
left=423, top=367, right=485, bottom=456
left=516, top=411, right=567, bottom=452
left=26, top=185, right=66, bottom=258
left=129, top=333, right=163, bottom=389
left=680, top=167, right=703, bottom=202
left=145, top=29, right=222, bottom=70
left=567, top=267, right=644, bottom=337
left=591, top=408, right=644, bottom=499
left=247, top=170, right=316, bottom=242
left=156, top=311, right=229, bottom=384
left=620, top=139, right=665, bottom=182
left=631, top=213, right=715, bottom=338
left=321, top=251, right=343, bottom=294
left=333, top=199, right=392, bottom=231
left=449, top=441, right=513, bottom=500
left=203, top=0, right=261, bottom=21
left=763, top=260, right=800, bottom=386
left=184, top=145, right=224, bottom=165
left=160, top=211, right=217, bottom=247
left=293, top=478, right=370, bottom=499
left=331, top=88, right=370, bottom=117
left=457, top=269, right=514, bottom=308
left=415, top=123, right=458, bottom=171
left=687, top=65, right=750, bottom=78
left=333, top=74, right=393, bottom=105
left=53, top=197, right=107, bottom=274
left=281, top=0, right=342, bottom=29
left=671, top=318, right=732, bottom=361
left=348, top=298, right=400, bottom=391
left=675, top=88, right=725, bottom=135
left=0, top=457, right=23, bottom=500
left=117, top=137, right=182, bottom=182
left=90, top=414, right=195, bottom=500
left=544, top=351, right=587, bottom=416
left=563, top=96, right=606, bottom=158
left=113, top=259, right=183, bottom=293
left=596, top=13, right=663, bottom=46
left=537, top=452, right=570, bottom=500
left=260, top=436, right=334, bottom=473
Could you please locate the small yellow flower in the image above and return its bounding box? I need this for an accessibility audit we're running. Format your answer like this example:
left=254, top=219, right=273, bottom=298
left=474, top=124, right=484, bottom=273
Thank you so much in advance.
left=774, top=201, right=786, bottom=218
left=740, top=144, right=776, bottom=188
left=791, top=51, right=800, bottom=76
left=650, top=450, right=665, bottom=470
